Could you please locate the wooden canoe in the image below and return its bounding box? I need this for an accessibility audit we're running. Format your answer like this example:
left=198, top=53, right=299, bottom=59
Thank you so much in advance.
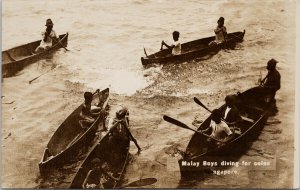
left=39, top=88, right=109, bottom=174
left=141, top=30, right=245, bottom=66
left=69, top=125, right=130, bottom=189
left=2, top=33, right=68, bottom=78
left=178, top=87, right=273, bottom=178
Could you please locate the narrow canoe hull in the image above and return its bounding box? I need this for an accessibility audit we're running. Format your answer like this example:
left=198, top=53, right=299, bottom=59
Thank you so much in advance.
left=2, top=33, right=68, bottom=78
left=69, top=128, right=130, bottom=188
left=179, top=87, right=273, bottom=178
left=39, top=88, right=109, bottom=174
left=141, top=30, right=245, bottom=66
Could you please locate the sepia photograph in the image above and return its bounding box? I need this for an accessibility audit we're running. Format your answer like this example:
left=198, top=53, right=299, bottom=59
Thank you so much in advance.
left=1, top=0, right=299, bottom=189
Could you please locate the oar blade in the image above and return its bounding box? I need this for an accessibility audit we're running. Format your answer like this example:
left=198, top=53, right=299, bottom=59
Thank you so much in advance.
left=163, top=115, right=190, bottom=130
left=163, top=115, right=223, bottom=143
left=122, top=178, right=157, bottom=188
left=193, top=97, right=211, bottom=113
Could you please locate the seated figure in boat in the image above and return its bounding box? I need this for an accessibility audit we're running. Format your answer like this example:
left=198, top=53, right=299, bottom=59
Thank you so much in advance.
left=220, top=95, right=242, bottom=134
left=209, top=17, right=227, bottom=46
left=107, top=106, right=130, bottom=142
left=107, top=105, right=141, bottom=153
left=259, top=59, right=281, bottom=102
left=160, top=31, right=181, bottom=56
left=201, top=109, right=234, bottom=142
left=79, top=91, right=101, bottom=128
left=35, top=19, right=59, bottom=53
left=83, top=158, right=118, bottom=189
left=220, top=95, right=242, bottom=126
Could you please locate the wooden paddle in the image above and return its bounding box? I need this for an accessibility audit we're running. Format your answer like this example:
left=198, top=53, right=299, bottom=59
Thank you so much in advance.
left=163, top=115, right=223, bottom=143
left=193, top=97, right=212, bottom=113
left=48, top=34, right=69, bottom=51
left=28, top=67, right=55, bottom=84
left=193, top=97, right=228, bottom=123
left=194, top=97, right=253, bottom=124
left=143, top=46, right=148, bottom=57
left=116, top=178, right=157, bottom=188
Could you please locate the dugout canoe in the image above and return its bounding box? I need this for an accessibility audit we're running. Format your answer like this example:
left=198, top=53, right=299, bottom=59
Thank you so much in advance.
left=69, top=126, right=130, bottom=188
left=2, top=33, right=68, bottom=78
left=178, top=87, right=273, bottom=178
left=39, top=88, right=109, bottom=174
left=141, top=30, right=245, bottom=66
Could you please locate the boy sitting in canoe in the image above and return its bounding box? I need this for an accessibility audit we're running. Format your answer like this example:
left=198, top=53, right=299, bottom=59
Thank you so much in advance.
left=83, top=158, right=118, bottom=189
left=160, top=31, right=181, bottom=55
left=79, top=91, right=101, bottom=128
left=220, top=95, right=242, bottom=127
left=200, top=109, right=234, bottom=142
left=209, top=17, right=227, bottom=46
left=35, top=18, right=59, bottom=53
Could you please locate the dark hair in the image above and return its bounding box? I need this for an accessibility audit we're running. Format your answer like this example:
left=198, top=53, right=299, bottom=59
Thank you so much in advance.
left=84, top=92, right=93, bottom=101
left=267, top=59, right=278, bottom=70
left=173, top=31, right=180, bottom=38
left=225, top=95, right=236, bottom=104
left=211, top=109, right=222, bottom=123
left=218, top=17, right=225, bottom=21
left=218, top=17, right=225, bottom=26
left=116, top=107, right=129, bottom=119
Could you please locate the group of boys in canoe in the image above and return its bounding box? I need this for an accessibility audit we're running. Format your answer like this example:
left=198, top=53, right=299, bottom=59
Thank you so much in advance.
left=36, top=17, right=281, bottom=188
left=160, top=17, right=227, bottom=56
left=78, top=93, right=141, bottom=188
left=200, top=58, right=280, bottom=143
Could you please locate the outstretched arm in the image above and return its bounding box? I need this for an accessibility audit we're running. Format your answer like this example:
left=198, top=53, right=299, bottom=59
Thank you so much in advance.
left=223, top=125, right=234, bottom=142
left=124, top=118, right=142, bottom=152
left=102, top=170, right=118, bottom=181
left=161, top=41, right=174, bottom=50
left=200, top=126, right=211, bottom=134
left=83, top=170, right=93, bottom=188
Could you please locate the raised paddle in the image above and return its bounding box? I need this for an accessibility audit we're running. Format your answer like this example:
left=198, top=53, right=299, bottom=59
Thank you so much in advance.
left=194, top=97, right=233, bottom=125
left=193, top=97, right=230, bottom=123
left=193, top=97, right=253, bottom=124
left=143, top=46, right=148, bottom=57
left=193, top=97, right=212, bottom=113
left=163, top=115, right=223, bottom=143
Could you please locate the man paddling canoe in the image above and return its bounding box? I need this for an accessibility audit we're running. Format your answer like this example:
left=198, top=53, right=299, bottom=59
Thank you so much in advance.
left=259, top=58, right=281, bottom=101
left=35, top=18, right=59, bottom=53
left=160, top=31, right=181, bottom=55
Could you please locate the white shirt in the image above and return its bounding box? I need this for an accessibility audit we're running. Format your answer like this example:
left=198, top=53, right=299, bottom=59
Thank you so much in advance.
left=172, top=40, right=181, bottom=55
left=210, top=120, right=232, bottom=140
left=40, top=29, right=57, bottom=48
left=224, top=106, right=231, bottom=120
